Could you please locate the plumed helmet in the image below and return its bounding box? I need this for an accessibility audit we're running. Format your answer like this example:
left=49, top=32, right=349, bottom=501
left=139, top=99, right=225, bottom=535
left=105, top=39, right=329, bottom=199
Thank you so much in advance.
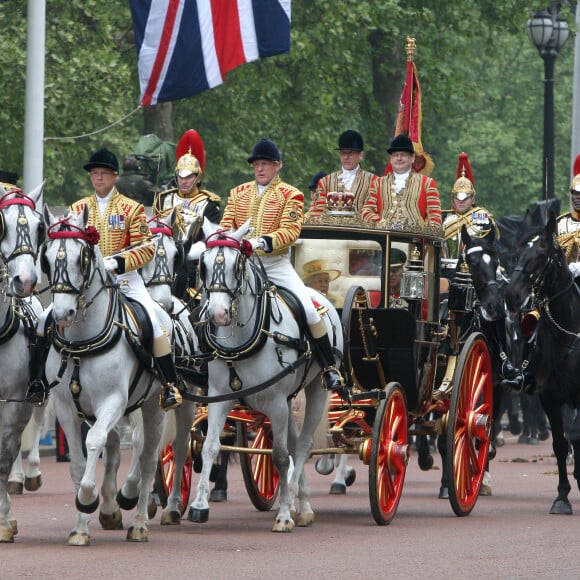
left=247, top=139, right=281, bottom=163
left=451, top=152, right=476, bottom=201
left=387, top=134, right=414, bottom=155
left=309, top=171, right=328, bottom=191
left=571, top=154, right=580, bottom=193
left=83, top=148, right=119, bottom=173
left=175, top=152, right=202, bottom=178
left=336, top=130, right=364, bottom=151
left=176, top=129, right=206, bottom=173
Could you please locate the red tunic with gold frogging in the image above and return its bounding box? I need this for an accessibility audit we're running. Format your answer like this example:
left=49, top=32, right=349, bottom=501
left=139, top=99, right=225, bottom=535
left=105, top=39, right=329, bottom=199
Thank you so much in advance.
left=70, top=189, right=153, bottom=272
left=220, top=175, right=303, bottom=255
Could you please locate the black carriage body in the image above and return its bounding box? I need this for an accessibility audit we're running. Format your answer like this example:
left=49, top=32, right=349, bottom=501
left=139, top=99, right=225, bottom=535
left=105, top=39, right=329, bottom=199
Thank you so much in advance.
left=296, top=221, right=445, bottom=414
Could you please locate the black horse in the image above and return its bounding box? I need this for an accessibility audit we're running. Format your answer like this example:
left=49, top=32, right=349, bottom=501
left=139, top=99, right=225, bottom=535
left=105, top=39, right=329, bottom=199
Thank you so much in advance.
left=432, top=225, right=517, bottom=497
left=506, top=212, right=580, bottom=514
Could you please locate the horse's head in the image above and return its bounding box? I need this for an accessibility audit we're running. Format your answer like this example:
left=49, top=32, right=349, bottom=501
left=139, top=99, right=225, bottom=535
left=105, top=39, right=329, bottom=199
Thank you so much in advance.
left=505, top=212, right=563, bottom=314
left=460, top=225, right=504, bottom=320
left=0, top=183, right=45, bottom=297
left=140, top=209, right=188, bottom=312
left=200, top=219, right=253, bottom=327
left=41, top=205, right=104, bottom=327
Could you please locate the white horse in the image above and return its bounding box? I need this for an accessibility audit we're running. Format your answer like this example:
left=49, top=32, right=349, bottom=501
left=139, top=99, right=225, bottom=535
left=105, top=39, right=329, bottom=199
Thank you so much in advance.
left=41, top=206, right=170, bottom=546
left=188, top=220, right=343, bottom=532
left=0, top=184, right=45, bottom=542
left=140, top=210, right=202, bottom=523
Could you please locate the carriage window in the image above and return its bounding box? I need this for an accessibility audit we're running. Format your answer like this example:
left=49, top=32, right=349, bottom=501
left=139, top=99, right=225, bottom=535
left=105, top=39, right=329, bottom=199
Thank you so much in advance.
left=349, top=249, right=381, bottom=276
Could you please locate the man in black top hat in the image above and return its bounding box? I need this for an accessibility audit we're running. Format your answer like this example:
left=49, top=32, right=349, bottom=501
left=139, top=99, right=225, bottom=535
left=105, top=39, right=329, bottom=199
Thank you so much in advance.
left=307, top=130, right=377, bottom=219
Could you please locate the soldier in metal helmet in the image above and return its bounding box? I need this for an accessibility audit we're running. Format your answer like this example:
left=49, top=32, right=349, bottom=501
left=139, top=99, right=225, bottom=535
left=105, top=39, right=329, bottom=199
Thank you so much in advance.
left=556, top=153, right=580, bottom=277
left=442, top=152, right=499, bottom=264
left=307, top=130, right=377, bottom=219
left=153, top=130, right=221, bottom=298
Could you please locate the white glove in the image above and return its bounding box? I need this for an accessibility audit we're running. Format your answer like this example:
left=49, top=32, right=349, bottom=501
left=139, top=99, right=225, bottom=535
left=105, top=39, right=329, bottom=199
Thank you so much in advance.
left=569, top=262, right=580, bottom=278
left=249, top=237, right=265, bottom=251
left=188, top=240, right=206, bottom=262
left=104, top=257, right=118, bottom=272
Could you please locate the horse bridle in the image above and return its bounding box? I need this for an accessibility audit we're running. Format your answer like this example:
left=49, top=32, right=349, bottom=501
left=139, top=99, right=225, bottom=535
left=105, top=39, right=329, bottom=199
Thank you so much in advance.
left=464, top=244, right=500, bottom=291
left=143, top=220, right=175, bottom=287
left=42, top=219, right=104, bottom=309
left=0, top=191, right=45, bottom=265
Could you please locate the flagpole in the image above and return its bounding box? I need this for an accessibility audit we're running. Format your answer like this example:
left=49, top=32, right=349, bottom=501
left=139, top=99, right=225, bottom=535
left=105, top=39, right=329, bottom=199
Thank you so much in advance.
left=23, top=0, right=46, bottom=199
left=405, top=37, right=417, bottom=135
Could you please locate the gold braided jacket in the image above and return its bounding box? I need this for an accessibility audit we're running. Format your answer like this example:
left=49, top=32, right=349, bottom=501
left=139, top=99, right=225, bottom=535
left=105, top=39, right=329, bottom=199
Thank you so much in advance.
left=70, top=189, right=153, bottom=272
left=153, top=187, right=221, bottom=237
left=220, top=175, right=303, bottom=255
left=556, top=211, right=580, bottom=263
left=442, top=206, right=498, bottom=260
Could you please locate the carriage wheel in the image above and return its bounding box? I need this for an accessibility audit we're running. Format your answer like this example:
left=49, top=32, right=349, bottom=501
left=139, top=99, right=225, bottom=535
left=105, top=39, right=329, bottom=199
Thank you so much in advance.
left=446, top=332, right=493, bottom=517
left=369, top=382, right=408, bottom=525
left=237, top=422, right=279, bottom=511
left=155, top=441, right=193, bottom=516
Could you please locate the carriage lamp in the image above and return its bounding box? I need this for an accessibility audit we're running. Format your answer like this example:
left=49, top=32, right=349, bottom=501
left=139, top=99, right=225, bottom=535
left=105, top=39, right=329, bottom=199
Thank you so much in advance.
left=400, top=246, right=427, bottom=300
left=448, top=261, right=476, bottom=312
left=526, top=1, right=570, bottom=199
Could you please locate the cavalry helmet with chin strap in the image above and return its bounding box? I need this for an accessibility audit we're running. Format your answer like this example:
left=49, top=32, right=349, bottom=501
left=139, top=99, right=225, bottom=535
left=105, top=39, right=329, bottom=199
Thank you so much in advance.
left=451, top=152, right=476, bottom=202
left=175, top=152, right=202, bottom=194
left=571, top=153, right=580, bottom=194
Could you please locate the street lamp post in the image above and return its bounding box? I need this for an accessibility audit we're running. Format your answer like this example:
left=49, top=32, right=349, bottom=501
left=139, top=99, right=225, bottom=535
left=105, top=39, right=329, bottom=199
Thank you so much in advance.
left=526, top=1, right=570, bottom=199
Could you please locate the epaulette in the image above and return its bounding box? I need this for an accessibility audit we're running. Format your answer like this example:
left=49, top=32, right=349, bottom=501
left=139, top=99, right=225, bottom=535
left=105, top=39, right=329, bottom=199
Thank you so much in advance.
left=201, top=189, right=222, bottom=203
left=557, top=211, right=572, bottom=220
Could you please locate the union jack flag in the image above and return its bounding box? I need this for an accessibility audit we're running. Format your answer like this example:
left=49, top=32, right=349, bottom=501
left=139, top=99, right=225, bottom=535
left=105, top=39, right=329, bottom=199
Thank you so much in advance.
left=131, top=0, right=291, bottom=106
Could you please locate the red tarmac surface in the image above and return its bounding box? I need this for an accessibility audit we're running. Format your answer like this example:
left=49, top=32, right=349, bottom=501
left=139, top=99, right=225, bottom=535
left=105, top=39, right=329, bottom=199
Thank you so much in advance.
left=4, top=431, right=580, bottom=579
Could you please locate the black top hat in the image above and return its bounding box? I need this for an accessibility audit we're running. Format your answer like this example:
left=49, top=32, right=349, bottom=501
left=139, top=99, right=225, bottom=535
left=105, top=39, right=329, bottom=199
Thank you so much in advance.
left=336, top=130, right=364, bottom=151
left=0, top=170, right=19, bottom=185
left=247, top=139, right=281, bottom=163
left=309, top=171, right=328, bottom=191
left=83, top=148, right=119, bottom=173
left=387, top=134, right=414, bottom=155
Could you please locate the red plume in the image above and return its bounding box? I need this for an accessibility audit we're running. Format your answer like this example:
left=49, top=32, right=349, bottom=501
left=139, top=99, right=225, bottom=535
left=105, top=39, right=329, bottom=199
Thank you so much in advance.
left=176, top=129, right=206, bottom=172
left=574, top=153, right=580, bottom=177
left=456, top=152, right=474, bottom=185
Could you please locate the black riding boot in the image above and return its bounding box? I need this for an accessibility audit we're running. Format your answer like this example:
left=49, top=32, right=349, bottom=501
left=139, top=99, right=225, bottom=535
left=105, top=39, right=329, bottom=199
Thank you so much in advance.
left=25, top=335, right=51, bottom=404
left=312, top=334, right=344, bottom=391
left=156, top=353, right=182, bottom=411
left=487, top=319, right=522, bottom=389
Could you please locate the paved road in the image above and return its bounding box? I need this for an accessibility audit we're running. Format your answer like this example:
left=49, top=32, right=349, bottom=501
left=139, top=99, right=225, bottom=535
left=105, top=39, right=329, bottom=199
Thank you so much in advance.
left=5, top=432, right=579, bottom=579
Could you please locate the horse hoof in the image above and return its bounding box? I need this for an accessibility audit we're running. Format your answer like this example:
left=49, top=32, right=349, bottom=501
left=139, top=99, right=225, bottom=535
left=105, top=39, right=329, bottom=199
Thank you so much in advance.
left=99, top=510, right=123, bottom=530
left=315, top=457, right=334, bottom=476
left=76, top=494, right=99, bottom=514
left=296, top=512, right=315, bottom=527
left=272, top=516, right=294, bottom=533
left=7, top=481, right=23, bottom=495
left=24, top=474, right=42, bottom=492
left=329, top=483, right=346, bottom=495
left=68, top=531, right=91, bottom=546
left=127, top=524, right=149, bottom=542
left=345, top=467, right=356, bottom=487
left=550, top=500, right=573, bottom=515
left=209, top=488, right=227, bottom=502
left=0, top=525, right=15, bottom=543
left=161, top=509, right=182, bottom=525
left=188, top=506, right=209, bottom=523
left=418, top=453, right=434, bottom=471
left=438, top=486, right=449, bottom=500
left=116, top=489, right=139, bottom=511
left=479, top=484, right=492, bottom=496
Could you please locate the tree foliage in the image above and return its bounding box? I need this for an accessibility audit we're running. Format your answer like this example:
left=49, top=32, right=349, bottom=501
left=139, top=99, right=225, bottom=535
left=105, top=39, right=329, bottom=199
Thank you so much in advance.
left=0, top=0, right=576, bottom=217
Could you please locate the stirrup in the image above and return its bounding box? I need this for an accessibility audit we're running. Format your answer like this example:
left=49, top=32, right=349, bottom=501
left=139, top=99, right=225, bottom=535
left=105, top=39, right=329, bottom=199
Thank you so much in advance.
left=159, top=384, right=182, bottom=411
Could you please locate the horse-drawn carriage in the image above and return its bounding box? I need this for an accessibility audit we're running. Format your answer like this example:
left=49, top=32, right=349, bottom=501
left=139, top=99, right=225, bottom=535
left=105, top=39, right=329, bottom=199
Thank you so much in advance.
left=158, top=208, right=495, bottom=526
